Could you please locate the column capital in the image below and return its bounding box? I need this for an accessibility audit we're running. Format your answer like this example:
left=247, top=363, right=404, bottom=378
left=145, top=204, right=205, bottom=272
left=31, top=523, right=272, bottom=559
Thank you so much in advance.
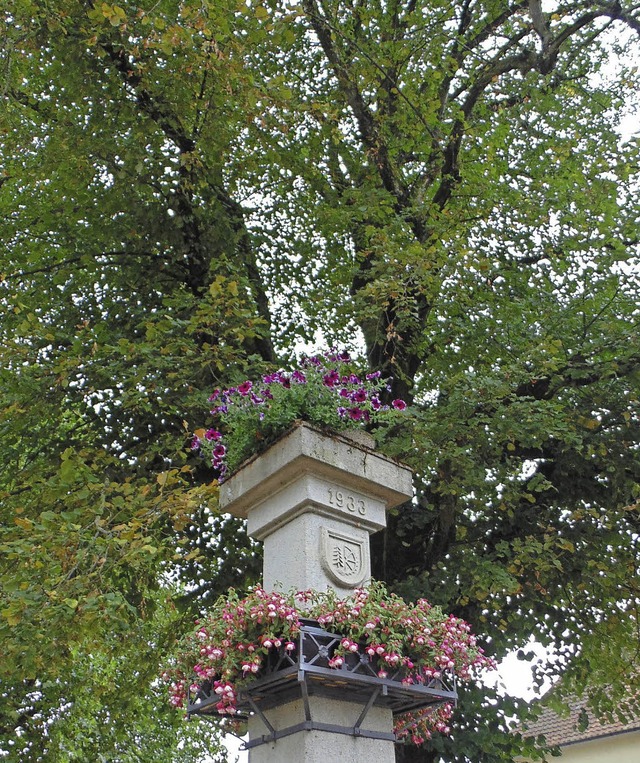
left=219, top=421, right=413, bottom=533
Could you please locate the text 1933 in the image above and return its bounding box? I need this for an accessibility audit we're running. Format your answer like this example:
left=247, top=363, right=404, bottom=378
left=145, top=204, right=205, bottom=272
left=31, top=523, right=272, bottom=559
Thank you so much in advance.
left=327, top=488, right=366, bottom=515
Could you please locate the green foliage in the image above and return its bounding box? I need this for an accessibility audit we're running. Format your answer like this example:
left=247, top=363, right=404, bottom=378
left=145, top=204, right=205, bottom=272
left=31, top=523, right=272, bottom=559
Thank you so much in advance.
left=0, top=591, right=225, bottom=762
left=1, top=0, right=639, bottom=759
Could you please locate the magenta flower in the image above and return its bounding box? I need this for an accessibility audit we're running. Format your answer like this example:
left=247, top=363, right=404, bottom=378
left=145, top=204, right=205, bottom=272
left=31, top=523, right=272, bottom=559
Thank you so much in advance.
left=348, top=407, right=363, bottom=420
left=392, top=399, right=407, bottom=410
left=353, top=388, right=367, bottom=403
left=205, top=429, right=221, bottom=441
left=322, top=370, right=340, bottom=387
left=238, top=380, right=253, bottom=396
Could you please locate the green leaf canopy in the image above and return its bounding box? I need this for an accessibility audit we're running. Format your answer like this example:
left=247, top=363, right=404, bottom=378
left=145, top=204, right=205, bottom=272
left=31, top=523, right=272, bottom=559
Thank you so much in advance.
left=1, top=1, right=639, bottom=760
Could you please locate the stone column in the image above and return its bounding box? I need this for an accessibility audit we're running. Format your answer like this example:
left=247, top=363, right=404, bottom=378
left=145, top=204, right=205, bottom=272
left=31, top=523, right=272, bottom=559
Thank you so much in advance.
left=219, top=421, right=413, bottom=763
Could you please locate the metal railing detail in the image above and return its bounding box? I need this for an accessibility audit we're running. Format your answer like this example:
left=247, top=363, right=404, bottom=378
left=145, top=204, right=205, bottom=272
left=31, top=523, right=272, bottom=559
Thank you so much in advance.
left=187, top=620, right=457, bottom=746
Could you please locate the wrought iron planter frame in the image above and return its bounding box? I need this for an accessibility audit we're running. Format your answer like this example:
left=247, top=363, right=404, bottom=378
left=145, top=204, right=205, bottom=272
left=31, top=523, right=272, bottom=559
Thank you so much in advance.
left=187, top=620, right=458, bottom=748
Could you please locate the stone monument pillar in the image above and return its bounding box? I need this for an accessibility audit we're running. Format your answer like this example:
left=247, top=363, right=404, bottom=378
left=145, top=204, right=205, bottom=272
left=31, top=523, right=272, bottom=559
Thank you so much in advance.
left=219, top=421, right=413, bottom=763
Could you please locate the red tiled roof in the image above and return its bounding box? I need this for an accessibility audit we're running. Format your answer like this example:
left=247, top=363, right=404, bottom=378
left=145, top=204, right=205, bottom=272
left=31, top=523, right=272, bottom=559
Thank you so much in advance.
left=522, top=698, right=640, bottom=747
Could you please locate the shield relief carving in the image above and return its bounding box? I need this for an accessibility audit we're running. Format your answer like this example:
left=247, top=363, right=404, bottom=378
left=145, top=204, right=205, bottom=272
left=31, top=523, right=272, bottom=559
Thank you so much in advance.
left=320, top=527, right=368, bottom=587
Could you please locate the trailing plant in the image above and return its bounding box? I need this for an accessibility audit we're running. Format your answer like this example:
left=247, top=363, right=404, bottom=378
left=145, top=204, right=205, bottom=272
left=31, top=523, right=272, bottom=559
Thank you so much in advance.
left=191, top=351, right=408, bottom=479
left=163, top=582, right=494, bottom=745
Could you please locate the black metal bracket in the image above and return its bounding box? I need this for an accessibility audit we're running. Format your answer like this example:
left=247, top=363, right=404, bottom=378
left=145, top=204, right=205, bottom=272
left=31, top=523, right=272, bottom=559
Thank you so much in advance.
left=187, top=619, right=458, bottom=749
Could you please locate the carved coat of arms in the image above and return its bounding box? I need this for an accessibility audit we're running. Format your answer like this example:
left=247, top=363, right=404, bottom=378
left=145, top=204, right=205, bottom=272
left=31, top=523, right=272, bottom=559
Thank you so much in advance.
left=320, top=528, right=367, bottom=586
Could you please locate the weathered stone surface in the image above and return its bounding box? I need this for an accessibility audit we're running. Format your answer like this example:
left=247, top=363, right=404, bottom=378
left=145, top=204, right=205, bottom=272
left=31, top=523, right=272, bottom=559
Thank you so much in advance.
left=219, top=421, right=413, bottom=522
left=247, top=696, right=395, bottom=763
left=262, top=512, right=371, bottom=594
left=246, top=472, right=388, bottom=538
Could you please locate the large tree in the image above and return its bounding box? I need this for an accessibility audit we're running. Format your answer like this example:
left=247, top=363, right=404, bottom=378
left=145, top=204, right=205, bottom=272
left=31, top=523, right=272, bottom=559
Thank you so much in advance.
left=1, top=1, right=639, bottom=760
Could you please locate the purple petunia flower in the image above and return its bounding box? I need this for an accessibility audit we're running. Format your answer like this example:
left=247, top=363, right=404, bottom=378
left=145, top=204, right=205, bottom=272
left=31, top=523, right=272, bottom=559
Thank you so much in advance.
left=323, top=370, right=340, bottom=387
left=196, top=351, right=409, bottom=489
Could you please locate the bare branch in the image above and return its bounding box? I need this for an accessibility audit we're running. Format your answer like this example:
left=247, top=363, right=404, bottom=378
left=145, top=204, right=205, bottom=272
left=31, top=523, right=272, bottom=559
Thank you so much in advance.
left=302, top=0, right=408, bottom=202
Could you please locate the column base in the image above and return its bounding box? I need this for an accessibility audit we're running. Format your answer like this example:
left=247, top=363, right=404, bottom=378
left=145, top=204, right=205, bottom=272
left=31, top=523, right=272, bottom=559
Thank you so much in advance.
left=247, top=696, right=396, bottom=763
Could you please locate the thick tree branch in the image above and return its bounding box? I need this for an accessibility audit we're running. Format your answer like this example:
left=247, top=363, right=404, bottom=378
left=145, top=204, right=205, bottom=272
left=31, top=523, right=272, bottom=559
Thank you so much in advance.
left=302, top=0, right=408, bottom=202
left=93, top=34, right=276, bottom=361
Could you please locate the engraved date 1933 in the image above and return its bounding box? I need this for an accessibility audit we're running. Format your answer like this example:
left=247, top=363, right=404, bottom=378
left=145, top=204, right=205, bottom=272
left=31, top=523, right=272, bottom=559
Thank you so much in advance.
left=327, top=488, right=366, bottom=515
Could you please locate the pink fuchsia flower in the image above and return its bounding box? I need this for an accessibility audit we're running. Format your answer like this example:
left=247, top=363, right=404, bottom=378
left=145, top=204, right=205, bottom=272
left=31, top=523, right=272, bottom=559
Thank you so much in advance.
left=238, top=380, right=253, bottom=395
left=205, top=428, right=221, bottom=441
left=392, top=398, right=407, bottom=410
